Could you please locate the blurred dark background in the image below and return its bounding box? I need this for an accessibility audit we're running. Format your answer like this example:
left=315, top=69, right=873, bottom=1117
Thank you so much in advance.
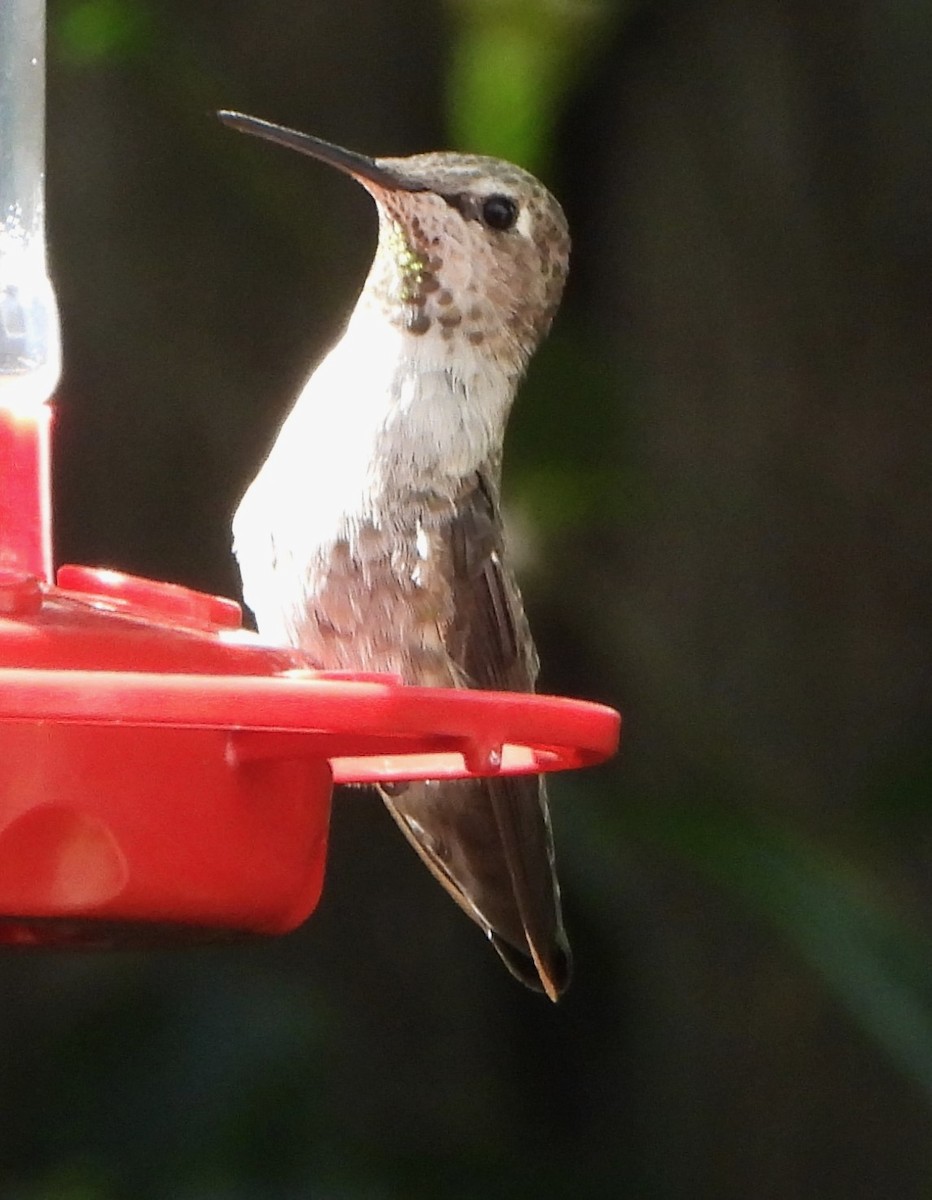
left=3, top=0, right=931, bottom=1195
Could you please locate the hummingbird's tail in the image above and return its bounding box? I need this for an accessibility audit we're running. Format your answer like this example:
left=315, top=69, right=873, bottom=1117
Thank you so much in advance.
left=380, top=773, right=571, bottom=1000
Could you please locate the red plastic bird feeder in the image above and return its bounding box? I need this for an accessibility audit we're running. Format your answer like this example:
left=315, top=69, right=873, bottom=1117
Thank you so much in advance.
left=0, top=3, right=619, bottom=949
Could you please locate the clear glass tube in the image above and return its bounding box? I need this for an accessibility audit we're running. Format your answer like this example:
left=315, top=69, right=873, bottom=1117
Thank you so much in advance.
left=0, top=0, right=60, bottom=408
left=0, top=0, right=55, bottom=579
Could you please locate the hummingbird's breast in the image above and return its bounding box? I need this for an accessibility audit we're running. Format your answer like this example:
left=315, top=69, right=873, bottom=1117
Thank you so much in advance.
left=233, top=319, right=508, bottom=683
left=289, top=496, right=464, bottom=685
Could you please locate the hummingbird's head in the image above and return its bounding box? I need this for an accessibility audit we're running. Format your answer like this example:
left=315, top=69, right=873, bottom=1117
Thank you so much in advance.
left=219, top=112, right=570, bottom=376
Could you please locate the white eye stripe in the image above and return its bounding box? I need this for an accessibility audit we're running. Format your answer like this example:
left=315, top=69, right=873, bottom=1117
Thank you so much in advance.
left=515, top=206, right=535, bottom=239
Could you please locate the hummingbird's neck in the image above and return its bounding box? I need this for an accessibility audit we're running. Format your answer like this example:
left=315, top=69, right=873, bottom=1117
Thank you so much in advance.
left=332, top=298, right=519, bottom=488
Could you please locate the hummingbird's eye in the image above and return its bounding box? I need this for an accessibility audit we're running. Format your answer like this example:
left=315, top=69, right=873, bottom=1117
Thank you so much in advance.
left=480, top=194, right=519, bottom=231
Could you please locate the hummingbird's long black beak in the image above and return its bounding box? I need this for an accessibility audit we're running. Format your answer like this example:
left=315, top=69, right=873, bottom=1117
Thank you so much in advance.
left=218, top=110, right=428, bottom=194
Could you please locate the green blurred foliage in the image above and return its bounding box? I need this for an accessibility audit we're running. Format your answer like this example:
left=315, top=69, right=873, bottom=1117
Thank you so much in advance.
left=508, top=325, right=633, bottom=541
left=446, top=0, right=620, bottom=170
left=55, top=0, right=152, bottom=64
left=600, top=784, right=932, bottom=1100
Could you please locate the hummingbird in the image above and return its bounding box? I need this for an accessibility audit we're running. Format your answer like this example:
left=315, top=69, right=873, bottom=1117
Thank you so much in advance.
left=219, top=111, right=572, bottom=999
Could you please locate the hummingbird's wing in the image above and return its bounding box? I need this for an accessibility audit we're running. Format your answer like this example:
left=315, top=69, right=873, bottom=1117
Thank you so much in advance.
left=380, top=470, right=571, bottom=999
